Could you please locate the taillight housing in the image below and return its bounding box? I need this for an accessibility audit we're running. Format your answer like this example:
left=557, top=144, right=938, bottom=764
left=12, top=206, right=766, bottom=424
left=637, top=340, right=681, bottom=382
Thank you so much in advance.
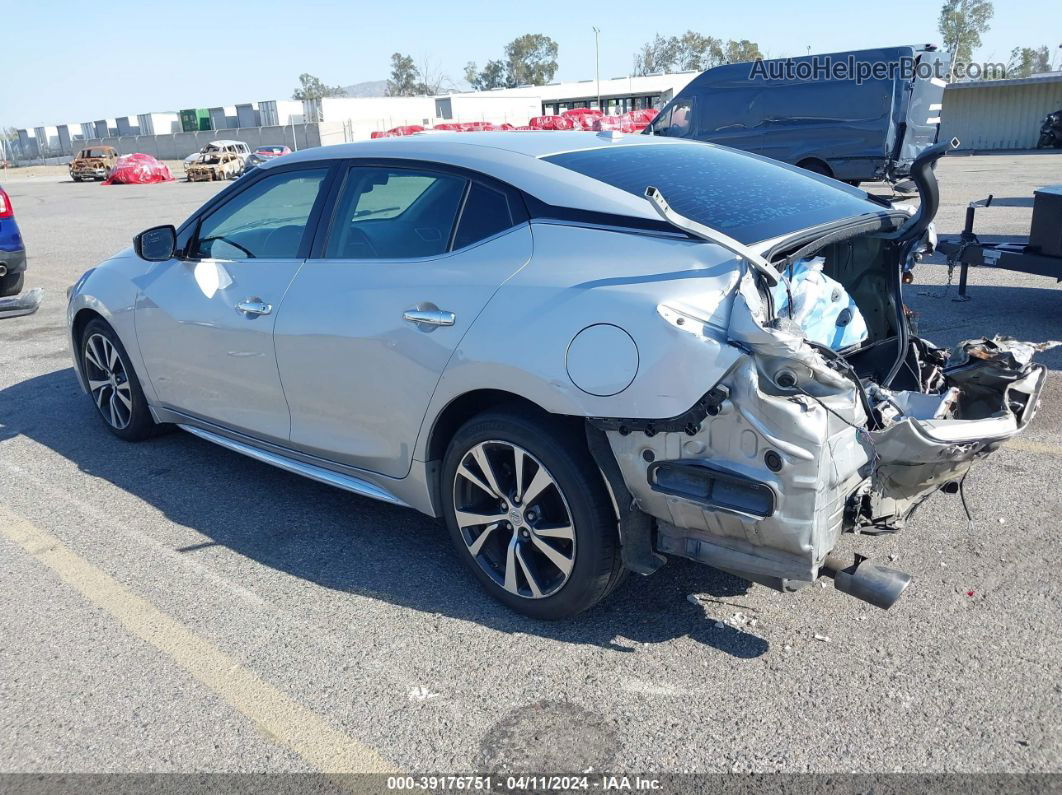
left=0, top=188, right=12, bottom=219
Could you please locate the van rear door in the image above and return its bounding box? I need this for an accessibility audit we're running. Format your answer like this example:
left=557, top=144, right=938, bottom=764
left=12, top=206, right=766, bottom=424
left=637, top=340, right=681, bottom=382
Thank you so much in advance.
left=892, top=50, right=950, bottom=174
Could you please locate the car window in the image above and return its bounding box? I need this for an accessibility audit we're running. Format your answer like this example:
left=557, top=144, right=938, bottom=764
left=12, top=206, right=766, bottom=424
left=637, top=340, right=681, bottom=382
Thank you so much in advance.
left=193, top=168, right=328, bottom=260
left=325, top=167, right=467, bottom=259
left=544, top=143, right=883, bottom=244
left=453, top=183, right=514, bottom=249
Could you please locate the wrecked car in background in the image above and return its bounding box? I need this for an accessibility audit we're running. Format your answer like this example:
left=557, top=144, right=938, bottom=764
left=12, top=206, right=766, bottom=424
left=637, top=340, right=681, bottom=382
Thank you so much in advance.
left=182, top=140, right=250, bottom=180
left=69, top=146, right=118, bottom=182
left=185, top=150, right=243, bottom=181
left=66, top=132, right=1046, bottom=619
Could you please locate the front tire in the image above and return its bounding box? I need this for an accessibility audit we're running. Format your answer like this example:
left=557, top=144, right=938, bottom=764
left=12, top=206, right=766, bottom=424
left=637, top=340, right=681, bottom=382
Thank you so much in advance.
left=441, top=409, right=622, bottom=619
left=80, top=319, right=158, bottom=441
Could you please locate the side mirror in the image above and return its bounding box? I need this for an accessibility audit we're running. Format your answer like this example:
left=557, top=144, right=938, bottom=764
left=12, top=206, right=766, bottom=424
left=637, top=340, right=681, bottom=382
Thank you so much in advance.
left=134, top=224, right=177, bottom=262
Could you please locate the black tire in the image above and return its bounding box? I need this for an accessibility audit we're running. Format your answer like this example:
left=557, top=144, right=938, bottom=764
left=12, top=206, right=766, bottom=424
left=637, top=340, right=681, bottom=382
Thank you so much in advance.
left=797, top=158, right=833, bottom=178
left=0, top=271, right=24, bottom=298
left=79, top=318, right=158, bottom=441
left=441, top=408, right=622, bottom=619
left=844, top=179, right=862, bottom=187
left=72, top=175, right=82, bottom=183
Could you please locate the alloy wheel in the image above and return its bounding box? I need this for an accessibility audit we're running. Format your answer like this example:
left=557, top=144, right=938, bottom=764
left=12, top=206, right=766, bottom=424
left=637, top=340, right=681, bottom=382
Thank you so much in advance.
left=452, top=440, right=576, bottom=599
left=83, top=333, right=134, bottom=430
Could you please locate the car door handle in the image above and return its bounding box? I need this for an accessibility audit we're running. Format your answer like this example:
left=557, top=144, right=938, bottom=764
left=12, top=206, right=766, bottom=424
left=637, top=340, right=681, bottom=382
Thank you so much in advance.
left=403, top=308, right=455, bottom=327
left=236, top=298, right=272, bottom=316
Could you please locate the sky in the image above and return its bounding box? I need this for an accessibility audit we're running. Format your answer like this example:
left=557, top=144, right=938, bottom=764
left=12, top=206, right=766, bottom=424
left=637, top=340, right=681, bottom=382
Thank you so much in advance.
left=3, top=0, right=1059, bottom=129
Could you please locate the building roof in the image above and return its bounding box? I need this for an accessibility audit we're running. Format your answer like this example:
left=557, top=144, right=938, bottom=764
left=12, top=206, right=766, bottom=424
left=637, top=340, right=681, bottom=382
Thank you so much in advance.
left=945, top=71, right=1062, bottom=90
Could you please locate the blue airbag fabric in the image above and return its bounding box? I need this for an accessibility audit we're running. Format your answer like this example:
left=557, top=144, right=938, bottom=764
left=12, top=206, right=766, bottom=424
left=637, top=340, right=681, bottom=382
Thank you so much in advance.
left=770, top=257, right=868, bottom=350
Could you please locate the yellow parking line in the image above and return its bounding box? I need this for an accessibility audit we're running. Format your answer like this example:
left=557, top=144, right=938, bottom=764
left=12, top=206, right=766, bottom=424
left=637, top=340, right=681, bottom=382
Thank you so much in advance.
left=1004, top=438, right=1062, bottom=458
left=0, top=505, right=397, bottom=774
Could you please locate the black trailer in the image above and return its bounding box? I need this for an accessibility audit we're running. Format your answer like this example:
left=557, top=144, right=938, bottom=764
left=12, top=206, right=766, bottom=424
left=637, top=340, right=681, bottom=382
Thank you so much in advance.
left=937, top=184, right=1062, bottom=300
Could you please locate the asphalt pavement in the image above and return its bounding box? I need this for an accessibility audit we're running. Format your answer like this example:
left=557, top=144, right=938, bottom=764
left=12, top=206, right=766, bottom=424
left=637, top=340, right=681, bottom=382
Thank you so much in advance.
left=0, top=153, right=1060, bottom=777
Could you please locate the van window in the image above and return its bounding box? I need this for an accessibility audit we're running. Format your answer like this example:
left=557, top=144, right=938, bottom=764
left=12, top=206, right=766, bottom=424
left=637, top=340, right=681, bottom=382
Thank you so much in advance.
left=544, top=143, right=884, bottom=243
left=653, top=99, right=694, bottom=138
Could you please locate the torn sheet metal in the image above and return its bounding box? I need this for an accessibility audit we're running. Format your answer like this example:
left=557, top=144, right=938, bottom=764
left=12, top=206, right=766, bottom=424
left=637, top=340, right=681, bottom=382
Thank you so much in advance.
left=866, top=336, right=1047, bottom=511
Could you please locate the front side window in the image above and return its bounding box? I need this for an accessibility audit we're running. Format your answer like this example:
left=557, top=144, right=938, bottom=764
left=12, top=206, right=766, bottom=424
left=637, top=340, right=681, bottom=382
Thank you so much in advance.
left=193, top=168, right=327, bottom=260
left=325, top=167, right=467, bottom=259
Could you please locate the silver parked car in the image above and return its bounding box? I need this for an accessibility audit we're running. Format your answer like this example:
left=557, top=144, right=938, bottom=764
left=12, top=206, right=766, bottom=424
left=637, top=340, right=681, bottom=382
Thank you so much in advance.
left=67, top=132, right=1045, bottom=618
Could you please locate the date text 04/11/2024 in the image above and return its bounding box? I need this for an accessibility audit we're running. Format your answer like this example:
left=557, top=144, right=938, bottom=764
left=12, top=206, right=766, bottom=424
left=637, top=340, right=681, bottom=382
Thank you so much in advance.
left=386, top=775, right=664, bottom=791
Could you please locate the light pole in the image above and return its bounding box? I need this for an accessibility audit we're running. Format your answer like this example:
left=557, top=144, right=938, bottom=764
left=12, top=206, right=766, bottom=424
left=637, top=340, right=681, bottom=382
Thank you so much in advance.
left=593, top=27, right=601, bottom=111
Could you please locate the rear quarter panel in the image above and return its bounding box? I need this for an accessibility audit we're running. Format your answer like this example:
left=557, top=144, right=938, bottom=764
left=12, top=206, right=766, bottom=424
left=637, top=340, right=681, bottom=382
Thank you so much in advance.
left=415, top=222, right=746, bottom=460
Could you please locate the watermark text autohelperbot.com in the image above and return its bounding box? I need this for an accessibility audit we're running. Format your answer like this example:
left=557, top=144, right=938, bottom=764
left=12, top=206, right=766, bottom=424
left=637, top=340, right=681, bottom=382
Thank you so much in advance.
left=749, top=56, right=1007, bottom=84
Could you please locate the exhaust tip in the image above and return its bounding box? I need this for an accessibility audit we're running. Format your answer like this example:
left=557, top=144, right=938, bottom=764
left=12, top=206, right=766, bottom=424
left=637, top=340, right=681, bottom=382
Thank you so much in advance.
left=821, top=554, right=912, bottom=610
left=0, top=264, right=7, bottom=277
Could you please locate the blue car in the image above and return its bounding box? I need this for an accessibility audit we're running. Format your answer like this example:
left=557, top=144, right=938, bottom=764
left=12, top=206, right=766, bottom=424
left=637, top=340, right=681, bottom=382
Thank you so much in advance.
left=0, top=184, right=27, bottom=297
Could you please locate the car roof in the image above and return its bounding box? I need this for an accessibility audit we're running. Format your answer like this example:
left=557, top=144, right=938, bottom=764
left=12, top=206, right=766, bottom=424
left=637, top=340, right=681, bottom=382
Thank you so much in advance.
left=270, top=131, right=889, bottom=235
left=273, top=131, right=715, bottom=222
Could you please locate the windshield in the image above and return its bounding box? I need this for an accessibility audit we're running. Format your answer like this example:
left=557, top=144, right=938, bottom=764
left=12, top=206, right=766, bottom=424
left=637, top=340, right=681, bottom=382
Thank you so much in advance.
left=543, top=143, right=884, bottom=243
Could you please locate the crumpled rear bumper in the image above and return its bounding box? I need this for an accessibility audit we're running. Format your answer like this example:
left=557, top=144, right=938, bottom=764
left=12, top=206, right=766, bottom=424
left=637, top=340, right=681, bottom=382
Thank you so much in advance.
left=604, top=325, right=1048, bottom=592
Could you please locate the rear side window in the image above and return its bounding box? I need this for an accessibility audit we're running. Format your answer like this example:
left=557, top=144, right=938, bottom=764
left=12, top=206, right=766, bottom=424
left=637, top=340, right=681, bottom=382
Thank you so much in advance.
left=325, top=167, right=468, bottom=259
left=453, top=183, right=514, bottom=249
left=544, top=143, right=883, bottom=243
left=193, top=168, right=327, bottom=260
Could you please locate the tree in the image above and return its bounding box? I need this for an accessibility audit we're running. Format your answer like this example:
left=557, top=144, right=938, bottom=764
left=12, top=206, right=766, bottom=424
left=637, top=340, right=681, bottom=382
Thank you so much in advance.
left=1007, top=45, right=1052, bottom=78
left=387, top=53, right=420, bottom=96
left=938, top=0, right=994, bottom=71
left=291, top=73, right=347, bottom=101
left=467, top=34, right=559, bottom=89
left=504, top=34, right=559, bottom=86
left=386, top=53, right=452, bottom=96
left=464, top=59, right=507, bottom=91
left=720, top=39, right=763, bottom=65
left=633, top=31, right=762, bottom=75
left=633, top=34, right=678, bottom=75
left=675, top=32, right=723, bottom=71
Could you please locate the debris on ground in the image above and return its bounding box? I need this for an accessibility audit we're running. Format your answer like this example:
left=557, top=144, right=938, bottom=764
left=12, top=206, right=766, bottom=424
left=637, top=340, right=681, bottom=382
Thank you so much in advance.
left=686, top=594, right=760, bottom=611
left=813, top=633, right=831, bottom=643
left=407, top=686, right=441, bottom=702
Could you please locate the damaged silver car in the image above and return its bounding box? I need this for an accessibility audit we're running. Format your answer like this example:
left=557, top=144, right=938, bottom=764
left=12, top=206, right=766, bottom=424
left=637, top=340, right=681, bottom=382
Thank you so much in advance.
left=66, top=132, right=1046, bottom=618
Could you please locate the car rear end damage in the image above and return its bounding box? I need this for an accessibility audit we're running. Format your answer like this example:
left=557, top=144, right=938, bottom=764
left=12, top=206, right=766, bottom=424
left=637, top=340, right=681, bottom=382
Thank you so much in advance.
left=589, top=143, right=1047, bottom=609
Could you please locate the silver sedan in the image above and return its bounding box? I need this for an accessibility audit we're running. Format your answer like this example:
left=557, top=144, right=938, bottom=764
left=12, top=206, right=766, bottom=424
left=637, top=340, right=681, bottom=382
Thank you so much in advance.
left=67, top=132, right=1045, bottom=618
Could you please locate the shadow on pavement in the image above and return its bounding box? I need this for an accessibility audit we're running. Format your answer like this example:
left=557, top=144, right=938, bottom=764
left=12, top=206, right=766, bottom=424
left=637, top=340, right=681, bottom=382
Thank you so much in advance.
left=0, top=368, right=767, bottom=659
left=904, top=280, right=1062, bottom=370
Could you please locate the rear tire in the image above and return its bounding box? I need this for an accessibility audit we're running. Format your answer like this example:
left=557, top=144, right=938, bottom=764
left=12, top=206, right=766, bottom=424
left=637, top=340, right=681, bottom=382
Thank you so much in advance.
left=0, top=271, right=24, bottom=297
left=79, top=318, right=158, bottom=442
left=441, top=408, right=622, bottom=619
left=797, top=158, right=833, bottom=178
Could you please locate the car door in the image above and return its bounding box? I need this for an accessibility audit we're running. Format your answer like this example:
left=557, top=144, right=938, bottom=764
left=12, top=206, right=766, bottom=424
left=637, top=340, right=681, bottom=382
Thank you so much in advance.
left=135, top=165, right=332, bottom=443
left=274, top=162, right=533, bottom=478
